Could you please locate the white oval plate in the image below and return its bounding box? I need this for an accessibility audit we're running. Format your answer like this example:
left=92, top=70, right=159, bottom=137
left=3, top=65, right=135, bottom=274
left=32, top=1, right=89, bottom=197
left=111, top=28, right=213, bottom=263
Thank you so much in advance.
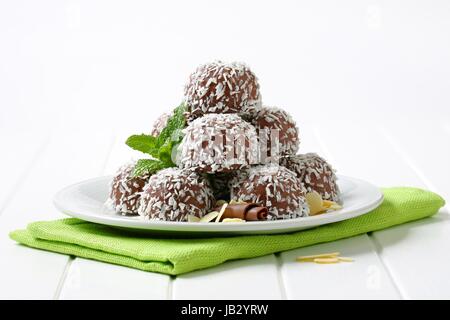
left=53, top=175, right=383, bottom=235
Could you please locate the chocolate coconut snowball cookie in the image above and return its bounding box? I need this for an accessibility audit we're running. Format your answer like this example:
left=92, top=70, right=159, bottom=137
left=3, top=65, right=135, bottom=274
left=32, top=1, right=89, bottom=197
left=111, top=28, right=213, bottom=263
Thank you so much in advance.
left=138, top=168, right=214, bottom=221
left=280, top=153, right=340, bottom=202
left=178, top=113, right=259, bottom=173
left=184, top=61, right=262, bottom=121
left=230, top=164, right=309, bottom=220
left=108, top=161, right=150, bottom=215
left=251, top=106, right=300, bottom=156
left=150, top=112, right=171, bottom=137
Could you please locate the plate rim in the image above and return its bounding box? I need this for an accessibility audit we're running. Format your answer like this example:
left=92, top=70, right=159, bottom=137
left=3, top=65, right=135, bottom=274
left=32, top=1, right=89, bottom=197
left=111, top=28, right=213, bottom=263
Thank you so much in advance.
left=53, top=175, right=383, bottom=233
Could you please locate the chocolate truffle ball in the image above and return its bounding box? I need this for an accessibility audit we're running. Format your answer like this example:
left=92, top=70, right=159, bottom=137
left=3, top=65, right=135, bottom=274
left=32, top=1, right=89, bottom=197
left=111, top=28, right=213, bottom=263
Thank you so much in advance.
left=230, top=164, right=309, bottom=220
left=150, top=112, right=170, bottom=137
left=178, top=114, right=259, bottom=173
left=108, top=161, right=150, bottom=215
left=280, top=153, right=340, bottom=202
left=184, top=61, right=261, bottom=121
left=251, top=106, right=299, bottom=157
left=138, top=168, right=214, bottom=221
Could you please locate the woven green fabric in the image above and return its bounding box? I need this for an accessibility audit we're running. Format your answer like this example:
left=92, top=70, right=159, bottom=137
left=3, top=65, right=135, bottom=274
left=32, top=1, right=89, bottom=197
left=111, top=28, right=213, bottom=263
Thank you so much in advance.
left=10, top=187, right=445, bottom=275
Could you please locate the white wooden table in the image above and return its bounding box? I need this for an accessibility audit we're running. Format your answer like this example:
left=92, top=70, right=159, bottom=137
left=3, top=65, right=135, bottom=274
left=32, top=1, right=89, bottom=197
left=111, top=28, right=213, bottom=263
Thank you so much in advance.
left=1, top=0, right=449, bottom=300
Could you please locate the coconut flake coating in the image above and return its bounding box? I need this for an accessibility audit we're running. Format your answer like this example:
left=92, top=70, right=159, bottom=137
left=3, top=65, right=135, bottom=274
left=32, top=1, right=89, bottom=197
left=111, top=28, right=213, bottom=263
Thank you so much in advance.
left=178, top=114, right=259, bottom=173
left=251, top=106, right=300, bottom=156
left=108, top=161, right=150, bottom=215
left=230, top=164, right=309, bottom=220
left=138, top=168, right=214, bottom=221
left=184, top=61, right=261, bottom=121
left=150, top=112, right=171, bottom=137
left=280, top=153, right=340, bottom=202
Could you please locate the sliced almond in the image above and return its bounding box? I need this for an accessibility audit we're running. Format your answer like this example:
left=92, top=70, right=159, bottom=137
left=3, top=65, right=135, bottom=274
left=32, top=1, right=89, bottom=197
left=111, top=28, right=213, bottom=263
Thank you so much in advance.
left=296, top=252, right=340, bottom=262
left=329, top=204, right=343, bottom=210
left=199, top=211, right=220, bottom=223
left=322, top=200, right=342, bottom=210
left=338, top=257, right=354, bottom=262
left=229, top=199, right=247, bottom=205
left=305, top=191, right=325, bottom=215
left=215, top=203, right=228, bottom=223
left=187, top=215, right=200, bottom=222
left=314, top=257, right=340, bottom=264
left=216, top=200, right=228, bottom=207
left=222, top=218, right=246, bottom=223
left=322, top=200, right=334, bottom=208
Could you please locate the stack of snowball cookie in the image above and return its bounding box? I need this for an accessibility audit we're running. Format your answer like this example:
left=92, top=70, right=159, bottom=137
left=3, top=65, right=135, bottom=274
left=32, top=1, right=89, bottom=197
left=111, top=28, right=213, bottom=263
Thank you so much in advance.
left=109, top=61, right=340, bottom=222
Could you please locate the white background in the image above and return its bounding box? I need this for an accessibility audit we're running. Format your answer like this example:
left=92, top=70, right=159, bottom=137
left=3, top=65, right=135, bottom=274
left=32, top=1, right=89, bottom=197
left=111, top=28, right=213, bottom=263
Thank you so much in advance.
left=0, top=0, right=450, bottom=299
left=2, top=0, right=450, bottom=131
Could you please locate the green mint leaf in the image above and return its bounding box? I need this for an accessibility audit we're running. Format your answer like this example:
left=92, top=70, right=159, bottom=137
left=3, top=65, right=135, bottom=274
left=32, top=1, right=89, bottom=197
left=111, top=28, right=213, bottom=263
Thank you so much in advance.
left=132, top=159, right=167, bottom=177
left=158, top=128, right=185, bottom=166
left=158, top=140, right=175, bottom=166
left=156, top=102, right=187, bottom=148
left=125, top=102, right=187, bottom=168
left=125, top=134, right=159, bottom=158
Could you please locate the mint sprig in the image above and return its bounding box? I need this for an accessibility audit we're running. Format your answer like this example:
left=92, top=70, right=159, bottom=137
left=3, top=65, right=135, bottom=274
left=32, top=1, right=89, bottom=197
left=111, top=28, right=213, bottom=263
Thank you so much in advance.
left=125, top=103, right=187, bottom=177
left=156, top=103, right=187, bottom=147
left=133, top=159, right=167, bottom=177
left=125, top=134, right=159, bottom=158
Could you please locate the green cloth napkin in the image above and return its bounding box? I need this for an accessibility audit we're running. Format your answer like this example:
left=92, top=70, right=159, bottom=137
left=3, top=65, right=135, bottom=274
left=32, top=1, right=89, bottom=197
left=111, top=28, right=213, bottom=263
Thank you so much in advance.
left=10, top=187, right=445, bottom=275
